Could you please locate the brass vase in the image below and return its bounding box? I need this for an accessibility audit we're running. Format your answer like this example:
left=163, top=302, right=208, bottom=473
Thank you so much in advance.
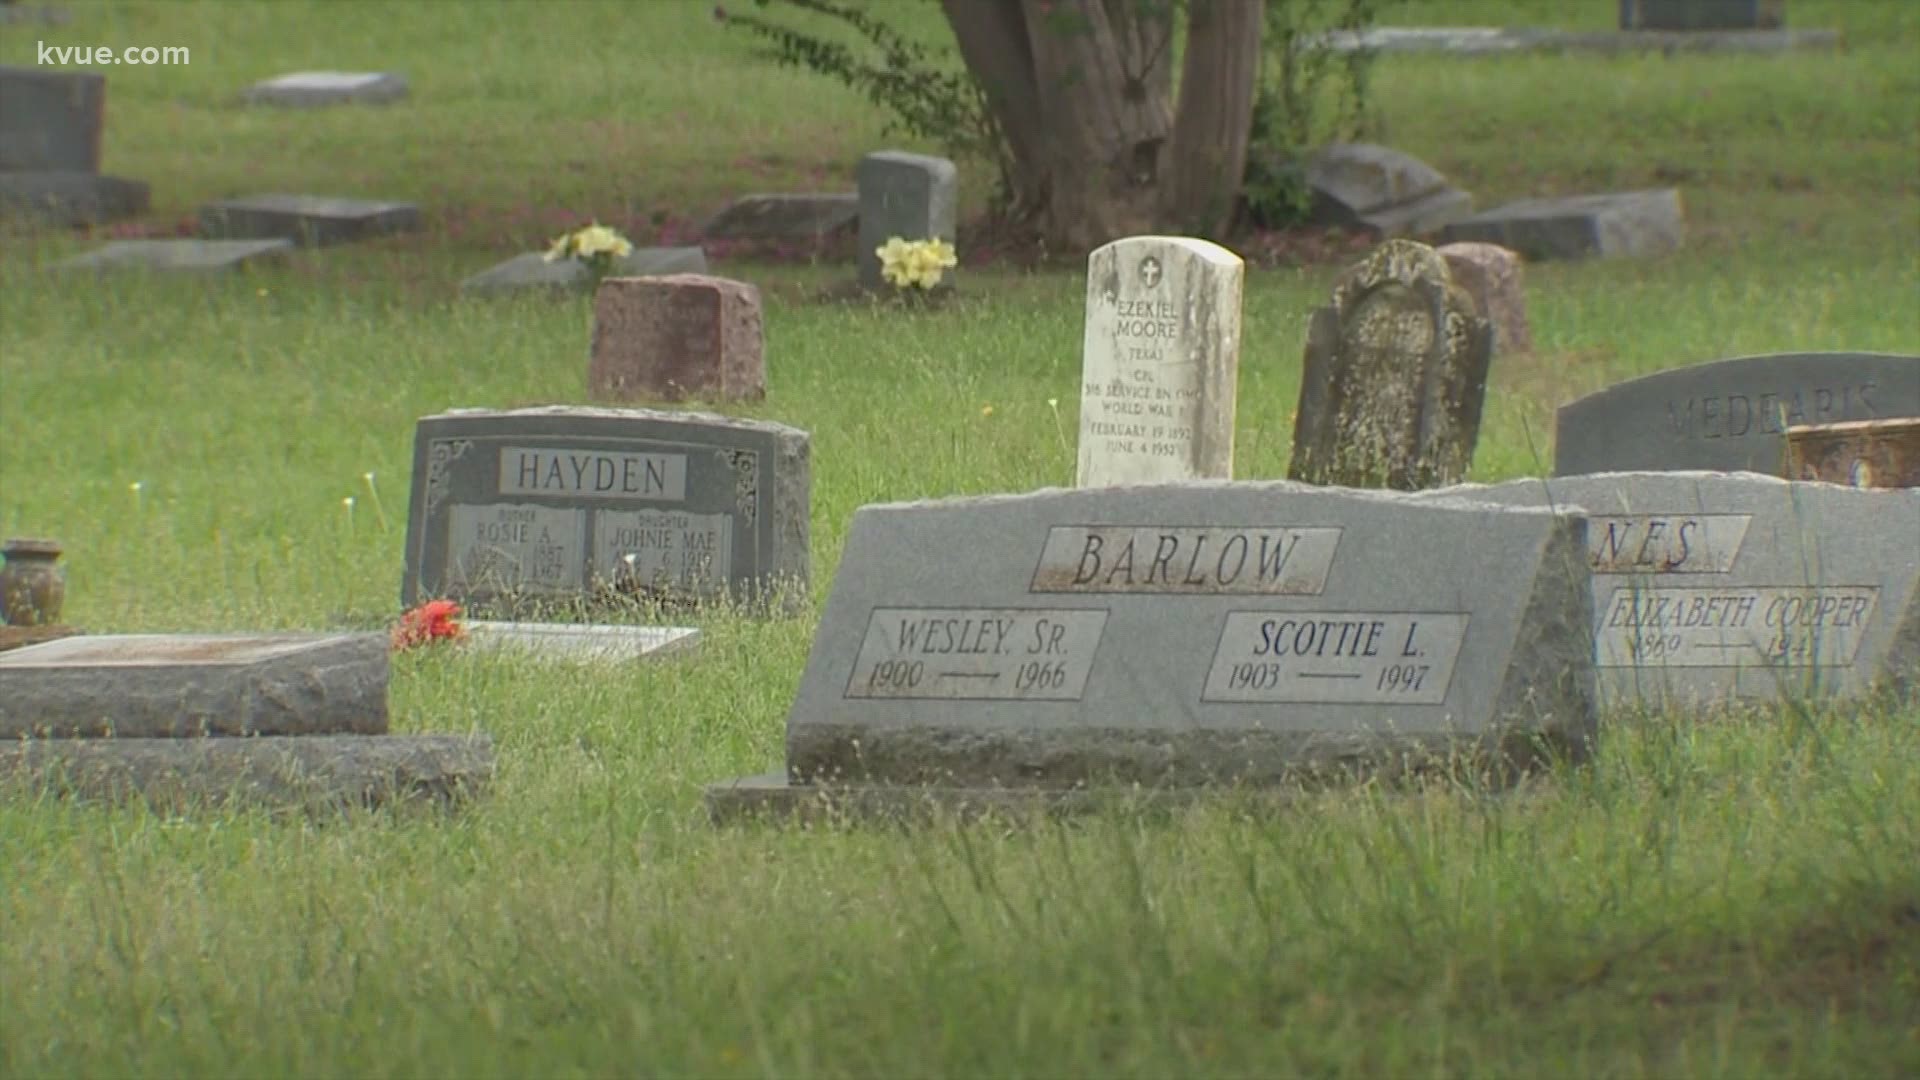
left=0, top=538, right=66, bottom=626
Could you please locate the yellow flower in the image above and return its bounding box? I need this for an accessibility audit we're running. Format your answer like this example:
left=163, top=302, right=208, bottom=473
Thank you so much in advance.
left=877, top=236, right=958, bottom=291
left=545, top=222, right=633, bottom=264
left=981, top=404, right=994, bottom=418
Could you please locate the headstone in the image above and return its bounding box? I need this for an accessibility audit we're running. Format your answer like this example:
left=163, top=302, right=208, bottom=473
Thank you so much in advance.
left=198, top=193, right=422, bottom=247
left=1784, top=418, right=1920, bottom=489
left=1440, top=189, right=1684, bottom=261
left=462, top=621, right=701, bottom=662
left=244, top=71, right=409, bottom=107
left=702, top=193, right=858, bottom=241
left=0, top=171, right=149, bottom=225
left=0, top=65, right=102, bottom=172
left=856, top=151, right=958, bottom=290
left=1305, top=143, right=1473, bottom=238
left=1436, top=242, right=1533, bottom=355
left=706, top=482, right=1598, bottom=819
left=1076, top=236, right=1243, bottom=487
left=589, top=274, right=766, bottom=403
left=1289, top=239, right=1494, bottom=490
left=461, top=246, right=707, bottom=298
left=1553, top=352, right=1920, bottom=476
left=0, top=633, right=388, bottom=739
left=1621, top=0, right=1783, bottom=30
left=0, top=5, right=73, bottom=26
left=1419, top=473, right=1920, bottom=708
left=401, top=406, right=810, bottom=615
left=54, top=238, right=294, bottom=274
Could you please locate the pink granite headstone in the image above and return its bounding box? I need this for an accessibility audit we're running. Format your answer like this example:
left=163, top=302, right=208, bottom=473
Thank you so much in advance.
left=589, top=274, right=766, bottom=403
left=1436, top=242, right=1534, bottom=356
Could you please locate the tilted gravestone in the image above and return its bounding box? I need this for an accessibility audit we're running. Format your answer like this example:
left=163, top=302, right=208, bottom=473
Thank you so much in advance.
left=707, top=482, right=1597, bottom=819
left=702, top=193, right=858, bottom=241
left=1420, top=473, right=1920, bottom=708
left=198, top=193, right=422, bottom=247
left=1440, top=189, right=1683, bottom=261
left=1289, top=239, right=1494, bottom=491
left=856, top=150, right=958, bottom=290
left=244, top=71, right=409, bottom=107
left=1621, top=0, right=1784, bottom=30
left=402, top=406, right=809, bottom=616
left=54, top=238, right=293, bottom=274
left=589, top=274, right=766, bottom=403
left=1077, top=236, right=1243, bottom=487
left=1553, top=352, right=1920, bottom=476
left=1303, top=143, right=1472, bottom=238
left=461, top=246, right=707, bottom=298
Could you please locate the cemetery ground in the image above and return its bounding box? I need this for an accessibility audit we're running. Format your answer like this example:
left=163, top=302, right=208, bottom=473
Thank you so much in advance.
left=1, top=0, right=1916, bottom=1075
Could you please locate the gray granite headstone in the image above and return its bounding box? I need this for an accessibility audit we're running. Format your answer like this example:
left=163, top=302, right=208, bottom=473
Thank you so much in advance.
left=1621, top=0, right=1783, bottom=30
left=199, top=193, right=422, bottom=247
left=54, top=238, right=293, bottom=274
left=402, top=406, right=810, bottom=615
left=0, top=65, right=102, bottom=172
left=0, top=633, right=389, bottom=739
left=1553, top=352, right=1920, bottom=476
left=460, top=247, right=708, bottom=297
left=702, top=193, right=858, bottom=240
left=1305, top=143, right=1472, bottom=238
left=708, top=482, right=1598, bottom=817
left=244, top=71, right=409, bottom=107
left=0, top=170, right=148, bottom=225
left=1419, top=472, right=1919, bottom=708
left=856, top=151, right=958, bottom=290
left=1440, top=189, right=1683, bottom=261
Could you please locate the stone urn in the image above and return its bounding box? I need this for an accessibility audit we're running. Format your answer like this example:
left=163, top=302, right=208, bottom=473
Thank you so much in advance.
left=0, top=538, right=66, bottom=626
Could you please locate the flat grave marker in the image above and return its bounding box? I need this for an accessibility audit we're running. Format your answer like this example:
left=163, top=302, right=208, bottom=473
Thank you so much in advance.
left=461, top=246, right=707, bottom=297
left=1554, top=352, right=1920, bottom=476
left=702, top=193, right=858, bottom=241
left=1441, top=189, right=1684, bottom=261
left=462, top=621, right=701, bottom=663
left=857, top=150, right=958, bottom=290
left=402, top=406, right=809, bottom=616
left=55, top=238, right=293, bottom=274
left=199, top=193, right=421, bottom=247
left=244, top=71, right=409, bottom=107
left=1077, top=236, right=1244, bottom=487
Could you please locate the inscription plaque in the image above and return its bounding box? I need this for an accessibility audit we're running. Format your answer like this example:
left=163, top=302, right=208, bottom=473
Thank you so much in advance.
left=1595, top=585, right=1877, bottom=669
left=1203, top=612, right=1469, bottom=705
left=1030, top=526, right=1340, bottom=594
left=595, top=509, right=733, bottom=591
left=446, top=504, right=584, bottom=594
left=1587, top=513, right=1751, bottom=574
left=499, top=446, right=687, bottom=501
left=845, top=608, right=1107, bottom=701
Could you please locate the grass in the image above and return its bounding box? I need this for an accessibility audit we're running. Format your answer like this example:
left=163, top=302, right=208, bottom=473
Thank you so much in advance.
left=2, top=0, right=1918, bottom=1075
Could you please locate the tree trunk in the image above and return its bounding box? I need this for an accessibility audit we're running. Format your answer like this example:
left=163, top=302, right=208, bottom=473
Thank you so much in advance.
left=1163, top=0, right=1266, bottom=237
left=938, top=0, right=1050, bottom=220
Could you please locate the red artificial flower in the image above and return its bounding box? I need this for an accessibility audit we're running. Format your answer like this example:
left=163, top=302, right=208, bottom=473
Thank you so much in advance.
left=392, top=599, right=465, bottom=650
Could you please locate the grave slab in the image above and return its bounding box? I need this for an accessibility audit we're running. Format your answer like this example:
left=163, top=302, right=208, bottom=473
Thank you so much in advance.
left=589, top=274, right=765, bottom=402
left=198, top=193, right=422, bottom=247
left=0, top=734, right=493, bottom=814
left=707, top=481, right=1598, bottom=820
left=1419, top=472, right=1920, bottom=709
left=0, top=633, right=389, bottom=739
left=460, top=247, right=708, bottom=297
left=1306, top=26, right=1837, bottom=55
left=1441, top=189, right=1683, bottom=261
left=857, top=150, right=958, bottom=290
left=0, top=171, right=148, bottom=226
left=55, top=238, right=294, bottom=274
left=1077, top=236, right=1243, bottom=487
left=1621, top=0, right=1782, bottom=30
left=702, top=193, right=858, bottom=240
left=402, top=405, right=810, bottom=616
left=0, top=65, right=102, bottom=172
left=1305, top=143, right=1473, bottom=238
left=1553, top=352, right=1920, bottom=476
left=244, top=71, right=409, bottom=107
left=462, top=621, right=701, bottom=662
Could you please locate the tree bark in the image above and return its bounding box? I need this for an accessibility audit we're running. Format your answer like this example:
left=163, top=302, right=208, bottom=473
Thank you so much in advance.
left=939, top=0, right=1050, bottom=218
left=1163, top=0, right=1265, bottom=237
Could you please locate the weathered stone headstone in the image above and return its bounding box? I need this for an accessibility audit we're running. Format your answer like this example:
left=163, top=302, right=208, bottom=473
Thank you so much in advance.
left=706, top=482, right=1597, bottom=819
left=54, top=238, right=293, bottom=274
left=1621, top=0, right=1783, bottom=30
left=856, top=151, right=958, bottom=290
left=1440, top=189, right=1683, bottom=261
left=589, top=274, right=765, bottom=403
left=0, top=633, right=388, bottom=739
left=198, top=193, right=422, bottom=247
left=1420, top=472, right=1920, bottom=708
left=1289, top=239, right=1494, bottom=490
left=0, top=170, right=148, bottom=225
left=1553, top=352, right=1920, bottom=476
left=702, top=193, right=858, bottom=241
left=1436, top=241, right=1533, bottom=356
left=244, top=71, right=409, bottom=107
left=461, top=246, right=707, bottom=298
left=402, top=406, right=809, bottom=615
left=0, top=65, right=101, bottom=172
left=1077, top=236, right=1243, bottom=487
left=1304, top=143, right=1473, bottom=238
left=462, top=621, right=701, bottom=662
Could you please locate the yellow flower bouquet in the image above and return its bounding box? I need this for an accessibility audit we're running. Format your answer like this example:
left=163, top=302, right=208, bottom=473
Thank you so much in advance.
left=544, top=222, right=635, bottom=279
left=876, top=236, right=958, bottom=291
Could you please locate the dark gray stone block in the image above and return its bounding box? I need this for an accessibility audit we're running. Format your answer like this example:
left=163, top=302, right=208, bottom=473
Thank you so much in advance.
left=1441, top=189, right=1684, bottom=261
left=402, top=406, right=810, bottom=616
left=0, top=633, right=389, bottom=739
left=702, top=193, right=857, bottom=240
left=0, top=171, right=148, bottom=225
left=244, top=71, right=409, bottom=107
left=0, top=734, right=493, bottom=814
left=1306, top=143, right=1473, bottom=238
left=857, top=151, right=957, bottom=289
left=460, top=247, right=708, bottom=297
left=198, top=193, right=421, bottom=247
left=54, top=238, right=293, bottom=274
left=1621, top=0, right=1783, bottom=30
left=1553, top=352, right=1920, bottom=476
left=0, top=64, right=101, bottom=172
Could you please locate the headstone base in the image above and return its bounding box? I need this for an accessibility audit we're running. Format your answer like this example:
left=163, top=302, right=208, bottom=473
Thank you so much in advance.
left=1441, top=189, right=1683, bottom=261
left=0, top=172, right=149, bottom=226
left=198, top=194, right=422, bottom=247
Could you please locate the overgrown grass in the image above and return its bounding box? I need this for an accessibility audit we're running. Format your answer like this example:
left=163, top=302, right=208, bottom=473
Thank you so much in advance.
left=2, top=1, right=1917, bottom=1076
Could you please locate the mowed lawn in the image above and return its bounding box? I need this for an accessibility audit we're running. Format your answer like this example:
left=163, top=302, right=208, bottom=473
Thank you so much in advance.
left=1, top=1, right=1917, bottom=1077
